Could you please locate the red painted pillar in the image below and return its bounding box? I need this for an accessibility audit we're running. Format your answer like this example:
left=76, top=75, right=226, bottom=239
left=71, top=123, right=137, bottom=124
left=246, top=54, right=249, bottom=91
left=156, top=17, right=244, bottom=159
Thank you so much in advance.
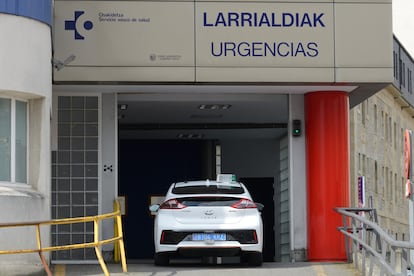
left=305, top=91, right=350, bottom=261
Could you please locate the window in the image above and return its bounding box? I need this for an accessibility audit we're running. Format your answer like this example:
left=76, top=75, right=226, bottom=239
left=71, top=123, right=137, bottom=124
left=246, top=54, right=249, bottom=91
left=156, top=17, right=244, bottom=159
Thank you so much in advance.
left=362, top=154, right=366, bottom=176
left=374, top=162, right=378, bottom=193
left=361, top=101, right=366, bottom=126
left=0, top=98, right=28, bottom=184
left=388, top=117, right=392, bottom=144
left=0, top=99, right=11, bottom=181
left=172, top=184, right=245, bottom=195
left=393, top=51, right=398, bottom=80
left=394, top=173, right=397, bottom=203
left=402, top=62, right=406, bottom=88
left=388, top=169, right=392, bottom=202
left=394, top=122, right=397, bottom=150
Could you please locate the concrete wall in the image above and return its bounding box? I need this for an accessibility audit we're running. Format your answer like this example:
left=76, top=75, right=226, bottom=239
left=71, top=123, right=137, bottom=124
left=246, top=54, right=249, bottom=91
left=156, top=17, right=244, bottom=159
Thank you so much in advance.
left=0, top=14, right=52, bottom=275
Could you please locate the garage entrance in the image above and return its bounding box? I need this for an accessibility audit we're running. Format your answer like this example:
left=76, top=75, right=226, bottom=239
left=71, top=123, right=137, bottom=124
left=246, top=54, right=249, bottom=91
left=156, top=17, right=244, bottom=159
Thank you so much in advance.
left=117, top=92, right=289, bottom=261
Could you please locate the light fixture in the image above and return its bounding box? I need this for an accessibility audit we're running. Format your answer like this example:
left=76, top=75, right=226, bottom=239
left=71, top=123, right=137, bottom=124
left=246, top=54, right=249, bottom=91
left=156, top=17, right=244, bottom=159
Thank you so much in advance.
left=177, top=133, right=204, bottom=139
left=292, top=119, right=302, bottom=137
left=118, top=104, right=128, bottom=110
left=198, top=104, right=232, bottom=110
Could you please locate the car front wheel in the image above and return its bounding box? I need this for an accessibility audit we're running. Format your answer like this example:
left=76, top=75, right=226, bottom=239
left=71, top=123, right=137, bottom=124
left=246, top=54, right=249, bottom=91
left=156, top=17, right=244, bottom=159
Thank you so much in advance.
left=154, top=253, right=170, bottom=266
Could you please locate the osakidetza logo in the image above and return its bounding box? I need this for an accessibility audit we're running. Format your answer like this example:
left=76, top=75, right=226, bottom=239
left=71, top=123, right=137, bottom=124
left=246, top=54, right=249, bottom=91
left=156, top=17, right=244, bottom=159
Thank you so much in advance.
left=65, top=11, right=94, bottom=40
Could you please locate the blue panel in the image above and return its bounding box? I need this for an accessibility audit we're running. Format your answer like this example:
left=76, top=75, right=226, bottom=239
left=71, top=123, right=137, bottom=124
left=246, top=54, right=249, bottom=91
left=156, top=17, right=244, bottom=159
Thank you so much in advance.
left=0, top=0, right=52, bottom=26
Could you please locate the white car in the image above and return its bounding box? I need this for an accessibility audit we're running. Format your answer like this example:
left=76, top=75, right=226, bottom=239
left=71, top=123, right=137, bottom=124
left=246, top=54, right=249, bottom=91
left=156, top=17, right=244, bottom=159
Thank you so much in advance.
left=149, top=178, right=264, bottom=266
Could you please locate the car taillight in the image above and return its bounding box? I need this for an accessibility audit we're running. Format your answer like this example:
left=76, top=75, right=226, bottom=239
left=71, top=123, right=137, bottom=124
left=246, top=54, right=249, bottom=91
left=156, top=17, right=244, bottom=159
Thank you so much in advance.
left=160, top=231, right=165, bottom=243
left=231, top=198, right=257, bottom=209
left=159, top=199, right=187, bottom=209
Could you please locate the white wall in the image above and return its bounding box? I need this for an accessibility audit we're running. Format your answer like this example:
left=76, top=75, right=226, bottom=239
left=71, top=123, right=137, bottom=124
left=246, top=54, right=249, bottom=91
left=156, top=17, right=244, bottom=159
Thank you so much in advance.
left=288, top=94, right=307, bottom=259
left=0, top=15, right=51, bottom=97
left=0, top=14, right=52, bottom=275
left=101, top=93, right=118, bottom=253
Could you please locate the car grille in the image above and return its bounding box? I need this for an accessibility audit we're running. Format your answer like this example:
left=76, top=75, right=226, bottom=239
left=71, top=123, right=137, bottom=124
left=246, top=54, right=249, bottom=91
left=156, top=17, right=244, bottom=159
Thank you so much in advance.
left=160, top=230, right=258, bottom=244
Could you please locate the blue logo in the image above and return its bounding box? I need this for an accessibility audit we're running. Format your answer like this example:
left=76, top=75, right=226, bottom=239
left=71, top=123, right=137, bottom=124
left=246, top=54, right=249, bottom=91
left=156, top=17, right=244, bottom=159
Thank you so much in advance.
left=65, top=11, right=93, bottom=40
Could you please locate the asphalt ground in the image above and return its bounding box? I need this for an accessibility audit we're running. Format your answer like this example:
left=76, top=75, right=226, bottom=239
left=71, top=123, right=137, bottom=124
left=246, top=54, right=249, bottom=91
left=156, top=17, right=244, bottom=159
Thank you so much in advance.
left=52, top=261, right=361, bottom=276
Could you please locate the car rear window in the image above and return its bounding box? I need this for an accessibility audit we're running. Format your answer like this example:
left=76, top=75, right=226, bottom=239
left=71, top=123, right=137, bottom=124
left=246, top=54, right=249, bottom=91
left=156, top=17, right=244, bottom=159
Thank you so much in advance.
left=172, top=184, right=244, bottom=194
left=177, top=197, right=241, bottom=206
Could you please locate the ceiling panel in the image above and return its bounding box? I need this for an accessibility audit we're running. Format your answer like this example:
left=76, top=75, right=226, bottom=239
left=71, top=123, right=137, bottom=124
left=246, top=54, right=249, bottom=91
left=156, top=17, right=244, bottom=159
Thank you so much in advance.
left=117, top=93, right=289, bottom=140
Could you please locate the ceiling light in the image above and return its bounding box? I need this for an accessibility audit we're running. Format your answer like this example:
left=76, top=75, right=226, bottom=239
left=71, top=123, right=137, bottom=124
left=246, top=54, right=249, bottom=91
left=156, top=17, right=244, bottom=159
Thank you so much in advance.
left=119, top=104, right=128, bottom=110
left=198, top=104, right=232, bottom=110
left=177, top=133, right=204, bottom=139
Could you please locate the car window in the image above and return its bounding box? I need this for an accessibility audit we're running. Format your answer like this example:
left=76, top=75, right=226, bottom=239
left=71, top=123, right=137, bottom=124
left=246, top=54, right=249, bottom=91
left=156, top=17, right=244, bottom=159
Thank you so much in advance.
left=172, top=184, right=244, bottom=194
left=177, top=197, right=241, bottom=206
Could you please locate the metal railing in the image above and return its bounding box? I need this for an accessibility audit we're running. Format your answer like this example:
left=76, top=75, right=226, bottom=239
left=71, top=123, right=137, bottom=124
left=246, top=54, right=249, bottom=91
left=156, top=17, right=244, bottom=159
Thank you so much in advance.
left=0, top=199, right=127, bottom=276
left=335, top=207, right=414, bottom=276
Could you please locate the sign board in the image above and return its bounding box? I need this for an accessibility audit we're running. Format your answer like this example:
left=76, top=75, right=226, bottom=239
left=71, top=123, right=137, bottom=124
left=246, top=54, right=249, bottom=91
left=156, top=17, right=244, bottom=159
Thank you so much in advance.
left=196, top=3, right=334, bottom=67
left=53, top=0, right=392, bottom=83
left=54, top=2, right=194, bottom=67
left=54, top=1, right=195, bottom=81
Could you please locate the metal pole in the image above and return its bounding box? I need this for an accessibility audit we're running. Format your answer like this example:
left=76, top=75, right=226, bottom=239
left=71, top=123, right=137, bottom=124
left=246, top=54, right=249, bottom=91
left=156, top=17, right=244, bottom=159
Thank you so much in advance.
left=94, top=218, right=110, bottom=276
left=35, top=225, right=52, bottom=276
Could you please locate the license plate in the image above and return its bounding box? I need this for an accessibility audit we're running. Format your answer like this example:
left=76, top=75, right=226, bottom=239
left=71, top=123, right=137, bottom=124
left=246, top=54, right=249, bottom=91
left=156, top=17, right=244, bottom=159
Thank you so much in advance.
left=192, top=233, right=226, bottom=241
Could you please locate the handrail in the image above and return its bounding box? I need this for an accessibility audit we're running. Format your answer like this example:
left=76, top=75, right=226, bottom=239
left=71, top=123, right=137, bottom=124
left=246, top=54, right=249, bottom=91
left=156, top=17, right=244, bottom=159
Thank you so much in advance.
left=335, top=207, right=414, bottom=276
left=0, top=199, right=127, bottom=276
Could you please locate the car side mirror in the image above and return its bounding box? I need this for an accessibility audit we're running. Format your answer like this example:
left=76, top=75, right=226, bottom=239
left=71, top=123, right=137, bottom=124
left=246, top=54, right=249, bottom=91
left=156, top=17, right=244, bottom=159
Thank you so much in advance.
left=256, top=203, right=264, bottom=212
left=149, top=204, right=160, bottom=212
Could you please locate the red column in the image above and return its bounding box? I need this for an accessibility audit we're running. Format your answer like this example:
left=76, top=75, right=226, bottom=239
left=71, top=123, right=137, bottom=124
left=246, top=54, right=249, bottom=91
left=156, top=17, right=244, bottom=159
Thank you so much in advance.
left=305, top=91, right=350, bottom=261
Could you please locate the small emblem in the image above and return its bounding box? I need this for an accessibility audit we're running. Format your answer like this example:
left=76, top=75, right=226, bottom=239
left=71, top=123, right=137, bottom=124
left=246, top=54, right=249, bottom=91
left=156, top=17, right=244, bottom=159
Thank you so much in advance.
left=204, top=210, right=214, bottom=216
left=65, top=11, right=94, bottom=40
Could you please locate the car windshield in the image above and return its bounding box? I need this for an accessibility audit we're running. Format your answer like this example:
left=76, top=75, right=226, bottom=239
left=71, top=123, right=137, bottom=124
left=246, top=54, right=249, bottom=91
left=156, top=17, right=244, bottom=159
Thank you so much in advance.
left=172, top=184, right=244, bottom=194
left=177, top=197, right=241, bottom=206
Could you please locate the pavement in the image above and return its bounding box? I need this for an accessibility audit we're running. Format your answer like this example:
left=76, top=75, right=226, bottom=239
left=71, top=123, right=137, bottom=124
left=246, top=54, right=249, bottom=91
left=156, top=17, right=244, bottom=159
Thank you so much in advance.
left=52, top=260, right=361, bottom=276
